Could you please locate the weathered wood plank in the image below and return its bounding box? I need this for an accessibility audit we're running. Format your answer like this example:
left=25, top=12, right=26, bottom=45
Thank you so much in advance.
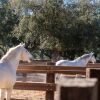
left=17, top=65, right=86, bottom=75
left=87, top=63, right=100, bottom=67
left=14, top=82, right=56, bottom=91
left=57, top=78, right=98, bottom=100
left=4, top=98, right=25, bottom=100
left=46, top=73, right=55, bottom=100
left=86, top=68, right=100, bottom=100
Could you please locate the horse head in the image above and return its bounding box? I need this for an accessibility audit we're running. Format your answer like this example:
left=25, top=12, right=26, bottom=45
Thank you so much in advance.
left=19, top=43, right=33, bottom=62
left=89, top=52, right=96, bottom=64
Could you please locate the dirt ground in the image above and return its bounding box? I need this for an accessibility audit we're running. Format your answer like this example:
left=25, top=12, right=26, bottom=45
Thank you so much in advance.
left=13, top=74, right=54, bottom=100
left=11, top=90, right=58, bottom=100
left=12, top=90, right=45, bottom=100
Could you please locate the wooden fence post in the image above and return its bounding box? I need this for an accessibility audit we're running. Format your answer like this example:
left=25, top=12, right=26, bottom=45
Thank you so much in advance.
left=46, top=73, right=55, bottom=100
left=22, top=73, right=27, bottom=82
left=86, top=68, right=100, bottom=100
left=57, top=78, right=98, bottom=100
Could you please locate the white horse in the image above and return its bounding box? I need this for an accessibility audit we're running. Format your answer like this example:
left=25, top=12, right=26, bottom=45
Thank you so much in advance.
left=0, top=43, right=33, bottom=100
left=55, top=52, right=96, bottom=80
left=56, top=52, right=96, bottom=67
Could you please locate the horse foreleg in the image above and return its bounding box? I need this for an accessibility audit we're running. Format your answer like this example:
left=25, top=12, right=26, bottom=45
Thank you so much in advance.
left=0, top=89, right=5, bottom=100
left=6, top=88, right=12, bottom=100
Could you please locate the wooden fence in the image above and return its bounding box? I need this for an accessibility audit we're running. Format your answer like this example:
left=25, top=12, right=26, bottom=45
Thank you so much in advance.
left=13, top=63, right=100, bottom=100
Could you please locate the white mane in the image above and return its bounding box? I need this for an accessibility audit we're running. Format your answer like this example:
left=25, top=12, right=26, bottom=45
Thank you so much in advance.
left=75, top=54, right=91, bottom=61
left=56, top=53, right=95, bottom=67
left=1, top=45, right=21, bottom=62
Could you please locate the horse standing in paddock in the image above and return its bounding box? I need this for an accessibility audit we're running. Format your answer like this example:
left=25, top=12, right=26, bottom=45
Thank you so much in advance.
left=55, top=52, right=96, bottom=79
left=0, top=43, right=33, bottom=100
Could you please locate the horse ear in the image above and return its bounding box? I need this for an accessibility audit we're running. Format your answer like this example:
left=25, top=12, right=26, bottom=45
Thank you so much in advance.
left=22, top=43, right=25, bottom=47
left=19, top=43, right=22, bottom=45
left=19, top=43, right=25, bottom=47
left=90, top=52, right=94, bottom=55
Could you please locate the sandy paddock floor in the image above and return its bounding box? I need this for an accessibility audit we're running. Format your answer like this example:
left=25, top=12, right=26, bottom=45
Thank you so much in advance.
left=12, top=90, right=45, bottom=100
left=12, top=74, right=58, bottom=100
left=11, top=90, right=58, bottom=100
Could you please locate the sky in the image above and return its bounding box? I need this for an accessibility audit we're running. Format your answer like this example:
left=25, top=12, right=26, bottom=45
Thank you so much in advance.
left=64, top=0, right=100, bottom=4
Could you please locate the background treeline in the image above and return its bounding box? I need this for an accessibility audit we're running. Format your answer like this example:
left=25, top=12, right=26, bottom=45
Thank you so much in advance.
left=0, top=0, right=100, bottom=60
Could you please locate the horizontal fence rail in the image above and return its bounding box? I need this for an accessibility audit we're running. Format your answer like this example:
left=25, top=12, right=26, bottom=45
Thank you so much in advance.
left=13, top=63, right=100, bottom=100
left=14, top=82, right=56, bottom=91
left=17, top=63, right=100, bottom=74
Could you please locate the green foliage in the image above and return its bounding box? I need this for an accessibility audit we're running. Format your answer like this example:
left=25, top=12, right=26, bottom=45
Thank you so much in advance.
left=0, top=2, right=19, bottom=56
left=13, top=0, right=100, bottom=59
left=28, top=1, right=100, bottom=53
left=0, top=0, right=100, bottom=59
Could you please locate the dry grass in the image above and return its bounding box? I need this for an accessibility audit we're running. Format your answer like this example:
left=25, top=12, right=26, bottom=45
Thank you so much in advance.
left=11, top=90, right=45, bottom=100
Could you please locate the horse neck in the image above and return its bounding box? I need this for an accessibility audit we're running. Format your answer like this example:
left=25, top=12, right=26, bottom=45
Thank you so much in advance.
left=10, top=55, right=20, bottom=70
left=1, top=51, right=21, bottom=71
left=11, top=52, right=21, bottom=70
left=75, top=57, right=89, bottom=67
